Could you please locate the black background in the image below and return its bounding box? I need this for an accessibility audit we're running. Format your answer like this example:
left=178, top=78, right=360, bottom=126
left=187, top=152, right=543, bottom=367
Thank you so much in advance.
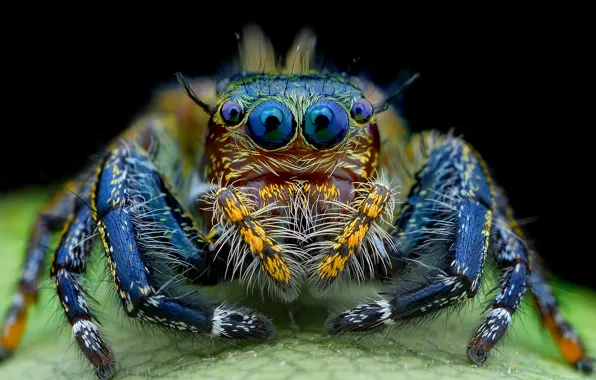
left=1, top=18, right=593, bottom=290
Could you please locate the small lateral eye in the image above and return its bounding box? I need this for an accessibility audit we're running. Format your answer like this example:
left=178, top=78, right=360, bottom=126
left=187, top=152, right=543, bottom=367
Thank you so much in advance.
left=350, top=98, right=373, bottom=123
left=220, top=99, right=243, bottom=124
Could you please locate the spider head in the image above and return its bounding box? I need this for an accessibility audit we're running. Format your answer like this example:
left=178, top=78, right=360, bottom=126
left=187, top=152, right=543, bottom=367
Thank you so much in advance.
left=199, top=73, right=380, bottom=184
left=212, top=73, right=375, bottom=152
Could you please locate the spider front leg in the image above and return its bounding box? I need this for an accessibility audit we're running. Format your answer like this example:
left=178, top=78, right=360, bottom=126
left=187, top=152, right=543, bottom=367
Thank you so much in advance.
left=93, top=144, right=273, bottom=340
left=326, top=137, right=494, bottom=335
left=326, top=136, right=593, bottom=372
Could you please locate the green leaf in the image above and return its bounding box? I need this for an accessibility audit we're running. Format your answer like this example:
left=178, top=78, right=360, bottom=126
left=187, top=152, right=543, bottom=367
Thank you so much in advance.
left=1, top=188, right=594, bottom=379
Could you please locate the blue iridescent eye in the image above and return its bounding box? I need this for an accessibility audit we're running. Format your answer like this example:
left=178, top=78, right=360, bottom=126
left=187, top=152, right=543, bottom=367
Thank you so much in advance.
left=350, top=98, right=373, bottom=123
left=303, top=101, right=349, bottom=149
left=221, top=99, right=243, bottom=124
left=247, top=100, right=296, bottom=150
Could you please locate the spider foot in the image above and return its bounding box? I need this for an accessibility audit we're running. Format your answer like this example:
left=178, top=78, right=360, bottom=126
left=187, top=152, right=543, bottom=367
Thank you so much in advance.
left=325, top=299, right=394, bottom=333
left=0, top=344, right=11, bottom=361
left=94, top=362, right=118, bottom=380
left=212, top=305, right=274, bottom=340
left=575, top=356, right=594, bottom=374
left=467, top=344, right=489, bottom=366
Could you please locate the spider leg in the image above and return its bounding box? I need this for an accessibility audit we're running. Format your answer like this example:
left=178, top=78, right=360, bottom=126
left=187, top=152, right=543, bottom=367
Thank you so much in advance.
left=93, top=144, right=273, bottom=343
left=326, top=134, right=592, bottom=372
left=527, top=254, right=593, bottom=372
left=325, top=137, right=494, bottom=332
left=496, top=190, right=593, bottom=373
left=467, top=214, right=528, bottom=366
left=49, top=181, right=116, bottom=380
left=0, top=179, right=81, bottom=359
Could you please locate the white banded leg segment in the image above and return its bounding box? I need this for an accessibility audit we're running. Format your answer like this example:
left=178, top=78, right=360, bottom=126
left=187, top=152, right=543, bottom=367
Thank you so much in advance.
left=211, top=305, right=274, bottom=339
left=325, top=299, right=396, bottom=333
left=72, top=319, right=116, bottom=380
left=467, top=214, right=529, bottom=366
left=468, top=307, right=512, bottom=364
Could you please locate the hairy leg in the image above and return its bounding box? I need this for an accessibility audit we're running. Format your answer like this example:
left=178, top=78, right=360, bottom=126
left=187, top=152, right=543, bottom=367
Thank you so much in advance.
left=467, top=214, right=528, bottom=365
left=496, top=189, right=593, bottom=373
left=313, top=181, right=395, bottom=290
left=211, top=186, right=295, bottom=294
left=0, top=179, right=81, bottom=358
left=93, top=144, right=273, bottom=344
left=326, top=136, right=494, bottom=332
left=326, top=134, right=593, bottom=372
left=50, top=181, right=116, bottom=379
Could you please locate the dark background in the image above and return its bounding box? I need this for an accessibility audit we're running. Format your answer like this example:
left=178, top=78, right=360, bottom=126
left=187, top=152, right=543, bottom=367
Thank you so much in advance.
left=1, top=19, right=593, bottom=290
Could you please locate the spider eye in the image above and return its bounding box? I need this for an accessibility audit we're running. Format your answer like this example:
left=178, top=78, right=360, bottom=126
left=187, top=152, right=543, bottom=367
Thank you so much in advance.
left=221, top=99, right=243, bottom=124
left=303, top=101, right=349, bottom=149
left=350, top=98, right=373, bottom=123
left=247, top=100, right=296, bottom=150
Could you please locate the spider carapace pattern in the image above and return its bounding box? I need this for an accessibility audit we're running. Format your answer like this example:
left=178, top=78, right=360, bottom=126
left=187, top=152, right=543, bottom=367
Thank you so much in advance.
left=0, top=26, right=592, bottom=379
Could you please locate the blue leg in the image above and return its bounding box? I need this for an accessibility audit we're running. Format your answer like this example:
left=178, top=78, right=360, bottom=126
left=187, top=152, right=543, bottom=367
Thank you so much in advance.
left=0, top=176, right=85, bottom=359
left=494, top=189, right=594, bottom=373
left=467, top=214, right=528, bottom=365
left=326, top=137, right=494, bottom=332
left=93, top=144, right=273, bottom=342
left=50, top=181, right=116, bottom=380
left=326, top=136, right=593, bottom=372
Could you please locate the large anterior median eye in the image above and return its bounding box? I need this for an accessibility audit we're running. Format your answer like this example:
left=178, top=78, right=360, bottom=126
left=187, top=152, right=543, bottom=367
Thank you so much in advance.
left=247, top=100, right=296, bottom=150
left=303, top=100, right=349, bottom=149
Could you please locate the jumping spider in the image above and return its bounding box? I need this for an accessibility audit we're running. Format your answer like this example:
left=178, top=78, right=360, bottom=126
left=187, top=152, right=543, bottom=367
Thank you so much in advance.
left=1, top=26, right=592, bottom=379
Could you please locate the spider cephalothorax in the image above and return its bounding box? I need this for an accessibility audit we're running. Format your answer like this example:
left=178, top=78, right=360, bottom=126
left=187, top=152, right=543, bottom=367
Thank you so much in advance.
left=1, top=25, right=592, bottom=380
left=192, top=72, right=397, bottom=301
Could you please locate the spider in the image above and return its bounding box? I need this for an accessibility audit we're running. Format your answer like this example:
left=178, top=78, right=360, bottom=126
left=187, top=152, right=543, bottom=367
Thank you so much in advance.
left=1, top=26, right=592, bottom=379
